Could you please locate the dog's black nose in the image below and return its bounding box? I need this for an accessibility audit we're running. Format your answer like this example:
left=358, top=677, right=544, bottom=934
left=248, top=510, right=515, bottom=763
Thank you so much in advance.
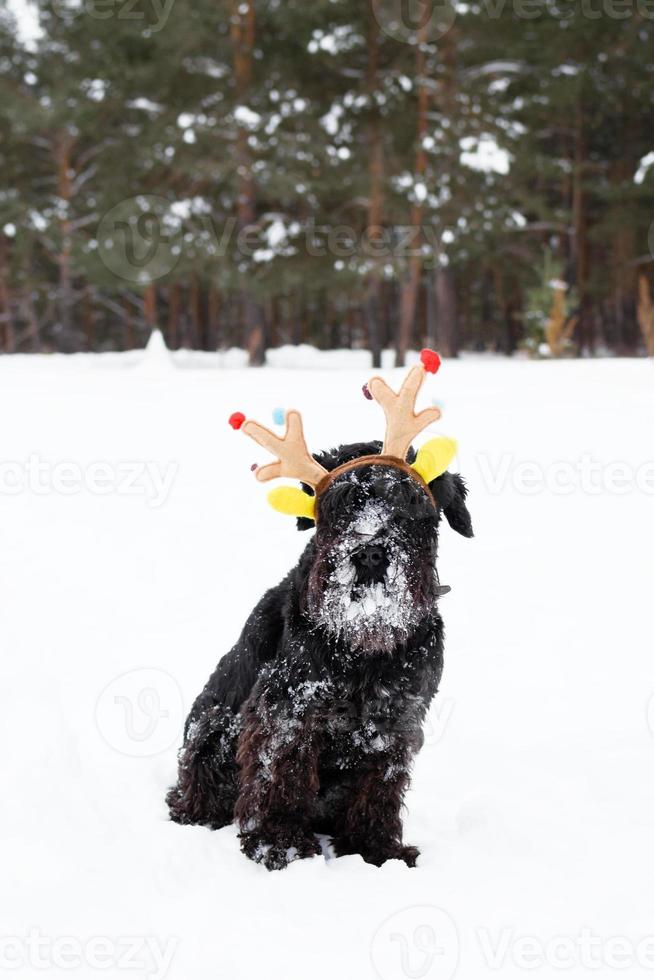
left=353, top=544, right=388, bottom=583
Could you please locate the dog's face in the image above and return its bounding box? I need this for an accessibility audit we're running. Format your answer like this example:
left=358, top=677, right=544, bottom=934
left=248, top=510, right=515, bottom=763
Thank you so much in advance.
left=301, top=442, right=472, bottom=654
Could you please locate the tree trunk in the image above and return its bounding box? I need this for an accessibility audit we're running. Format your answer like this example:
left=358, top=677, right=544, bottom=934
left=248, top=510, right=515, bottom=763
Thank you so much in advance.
left=55, top=131, right=75, bottom=349
left=610, top=158, right=636, bottom=355
left=268, top=296, right=278, bottom=348
left=397, top=260, right=422, bottom=367
left=382, top=280, right=395, bottom=349
left=0, top=234, right=15, bottom=353
left=208, top=284, right=221, bottom=349
left=432, top=28, right=459, bottom=359
left=434, top=265, right=459, bottom=357
left=188, top=275, right=200, bottom=348
left=82, top=285, right=94, bottom=352
left=637, top=275, right=654, bottom=356
left=425, top=276, right=436, bottom=349
left=230, top=0, right=266, bottom=365
left=292, top=290, right=304, bottom=346
left=22, top=284, right=41, bottom=353
left=365, top=0, right=383, bottom=369
left=395, top=22, right=429, bottom=367
left=481, top=269, right=493, bottom=349
left=143, top=283, right=157, bottom=339
left=122, top=296, right=134, bottom=350
left=167, top=282, right=180, bottom=349
left=245, top=294, right=266, bottom=365
left=572, top=100, right=592, bottom=355
left=504, top=296, right=521, bottom=356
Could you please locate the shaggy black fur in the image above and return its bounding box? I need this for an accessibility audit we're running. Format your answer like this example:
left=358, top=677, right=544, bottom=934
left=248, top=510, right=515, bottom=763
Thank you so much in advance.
left=167, top=440, right=472, bottom=870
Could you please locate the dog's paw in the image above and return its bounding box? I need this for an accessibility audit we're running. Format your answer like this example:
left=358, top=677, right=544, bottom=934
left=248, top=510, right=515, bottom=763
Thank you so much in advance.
left=333, top=837, right=420, bottom=868
left=396, top=844, right=420, bottom=868
left=363, top=843, right=420, bottom=868
left=166, top=785, right=232, bottom=831
left=239, top=829, right=321, bottom=871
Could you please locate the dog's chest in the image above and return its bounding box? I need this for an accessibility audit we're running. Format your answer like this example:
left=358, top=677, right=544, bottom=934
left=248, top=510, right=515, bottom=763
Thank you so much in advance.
left=321, top=675, right=424, bottom=768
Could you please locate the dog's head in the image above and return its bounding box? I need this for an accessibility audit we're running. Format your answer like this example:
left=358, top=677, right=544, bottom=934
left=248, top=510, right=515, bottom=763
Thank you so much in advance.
left=231, top=353, right=472, bottom=653
left=300, top=441, right=472, bottom=654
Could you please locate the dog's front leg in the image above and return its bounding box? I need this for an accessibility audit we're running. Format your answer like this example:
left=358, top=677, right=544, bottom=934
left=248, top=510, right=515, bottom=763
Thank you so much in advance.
left=235, top=698, right=322, bottom=871
left=333, top=748, right=419, bottom=868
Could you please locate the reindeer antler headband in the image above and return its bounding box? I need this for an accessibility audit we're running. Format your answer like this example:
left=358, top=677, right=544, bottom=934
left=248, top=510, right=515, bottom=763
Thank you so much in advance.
left=228, top=349, right=457, bottom=522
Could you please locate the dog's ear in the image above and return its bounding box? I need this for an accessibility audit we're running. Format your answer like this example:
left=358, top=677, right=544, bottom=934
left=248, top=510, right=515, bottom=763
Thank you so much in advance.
left=431, top=472, right=473, bottom=537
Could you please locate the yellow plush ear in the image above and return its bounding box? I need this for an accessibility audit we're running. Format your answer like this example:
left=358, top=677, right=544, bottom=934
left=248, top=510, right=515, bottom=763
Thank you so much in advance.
left=267, top=486, right=316, bottom=520
left=412, top=437, right=458, bottom=485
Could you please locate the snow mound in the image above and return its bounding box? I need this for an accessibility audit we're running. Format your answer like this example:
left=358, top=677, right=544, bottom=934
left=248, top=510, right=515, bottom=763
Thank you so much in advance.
left=137, top=328, right=176, bottom=376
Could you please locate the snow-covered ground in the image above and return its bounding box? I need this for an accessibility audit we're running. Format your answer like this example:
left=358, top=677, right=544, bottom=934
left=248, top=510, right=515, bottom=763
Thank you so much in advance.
left=2, top=342, right=654, bottom=980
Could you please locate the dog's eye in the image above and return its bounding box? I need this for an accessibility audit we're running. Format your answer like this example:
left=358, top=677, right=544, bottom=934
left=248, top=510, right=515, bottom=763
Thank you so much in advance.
left=321, top=481, right=364, bottom=522
left=394, top=482, right=421, bottom=513
left=371, top=477, right=394, bottom=501
left=392, top=513, right=411, bottom=531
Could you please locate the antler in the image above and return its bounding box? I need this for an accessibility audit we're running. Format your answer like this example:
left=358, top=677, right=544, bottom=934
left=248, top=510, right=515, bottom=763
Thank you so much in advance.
left=368, top=365, right=441, bottom=460
left=242, top=410, right=328, bottom=489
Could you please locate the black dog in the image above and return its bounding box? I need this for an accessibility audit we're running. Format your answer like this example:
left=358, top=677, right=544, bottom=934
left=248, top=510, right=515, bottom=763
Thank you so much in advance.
left=167, top=439, right=472, bottom=869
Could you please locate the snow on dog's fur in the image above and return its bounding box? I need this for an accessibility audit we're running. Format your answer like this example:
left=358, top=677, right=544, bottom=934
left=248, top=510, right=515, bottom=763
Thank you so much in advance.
left=306, top=482, right=437, bottom=653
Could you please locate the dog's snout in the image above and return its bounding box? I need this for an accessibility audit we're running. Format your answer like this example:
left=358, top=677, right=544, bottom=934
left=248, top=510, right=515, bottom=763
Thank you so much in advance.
left=353, top=543, right=388, bottom=583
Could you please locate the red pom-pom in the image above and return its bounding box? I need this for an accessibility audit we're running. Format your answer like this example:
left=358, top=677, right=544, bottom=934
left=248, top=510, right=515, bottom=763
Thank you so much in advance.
left=229, top=411, right=246, bottom=430
left=420, top=348, right=441, bottom=374
left=362, top=383, right=373, bottom=401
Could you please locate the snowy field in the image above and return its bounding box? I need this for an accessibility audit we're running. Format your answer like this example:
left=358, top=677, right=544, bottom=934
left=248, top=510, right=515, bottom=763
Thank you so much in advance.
left=2, top=341, right=654, bottom=980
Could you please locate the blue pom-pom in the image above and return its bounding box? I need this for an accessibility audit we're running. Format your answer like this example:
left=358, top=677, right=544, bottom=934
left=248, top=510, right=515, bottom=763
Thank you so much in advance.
left=272, top=407, right=285, bottom=426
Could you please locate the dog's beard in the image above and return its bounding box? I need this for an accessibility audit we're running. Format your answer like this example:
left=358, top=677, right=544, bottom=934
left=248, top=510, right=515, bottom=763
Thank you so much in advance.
left=305, top=500, right=436, bottom=654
